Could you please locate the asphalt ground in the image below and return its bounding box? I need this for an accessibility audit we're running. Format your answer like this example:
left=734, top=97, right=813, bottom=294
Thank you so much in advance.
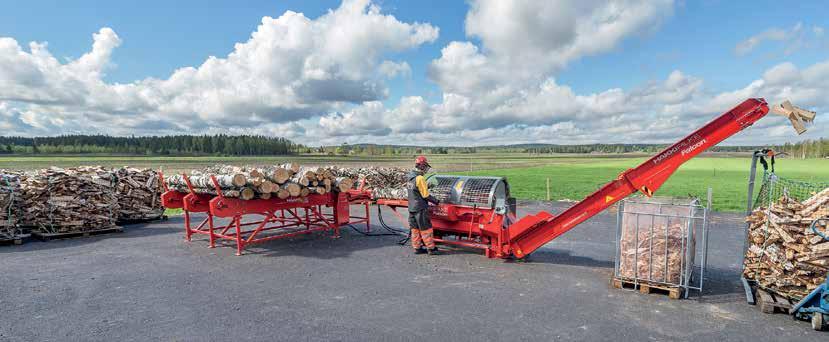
left=1, top=200, right=825, bottom=341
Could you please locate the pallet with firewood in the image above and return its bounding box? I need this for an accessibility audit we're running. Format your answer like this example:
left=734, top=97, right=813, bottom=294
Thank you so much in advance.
left=0, top=171, right=27, bottom=245
left=114, top=167, right=166, bottom=223
left=32, top=226, right=123, bottom=241
left=743, top=187, right=829, bottom=302
left=19, top=166, right=121, bottom=237
left=611, top=277, right=684, bottom=299
left=755, top=286, right=796, bottom=314
left=0, top=232, right=30, bottom=246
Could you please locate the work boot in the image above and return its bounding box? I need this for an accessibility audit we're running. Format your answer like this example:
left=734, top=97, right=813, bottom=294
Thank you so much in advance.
left=427, top=247, right=439, bottom=255
left=414, top=247, right=427, bottom=254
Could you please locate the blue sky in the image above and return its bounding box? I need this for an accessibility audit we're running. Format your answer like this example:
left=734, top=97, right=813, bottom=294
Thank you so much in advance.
left=0, top=0, right=826, bottom=145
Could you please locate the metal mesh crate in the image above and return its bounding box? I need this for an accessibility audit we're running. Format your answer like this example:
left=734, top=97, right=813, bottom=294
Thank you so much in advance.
left=613, top=190, right=710, bottom=298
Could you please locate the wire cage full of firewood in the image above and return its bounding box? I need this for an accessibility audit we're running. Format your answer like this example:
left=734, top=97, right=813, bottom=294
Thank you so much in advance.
left=613, top=190, right=711, bottom=298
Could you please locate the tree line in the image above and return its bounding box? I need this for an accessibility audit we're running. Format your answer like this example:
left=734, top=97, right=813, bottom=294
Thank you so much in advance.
left=522, top=139, right=828, bottom=158
left=321, top=139, right=828, bottom=158
left=0, top=135, right=300, bottom=156
left=770, top=139, right=828, bottom=159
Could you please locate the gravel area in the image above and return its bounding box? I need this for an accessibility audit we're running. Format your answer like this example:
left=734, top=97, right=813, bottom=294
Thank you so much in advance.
left=0, top=200, right=824, bottom=341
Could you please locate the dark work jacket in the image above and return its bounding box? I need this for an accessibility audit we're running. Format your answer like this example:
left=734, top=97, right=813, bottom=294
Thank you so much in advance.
left=407, top=171, right=433, bottom=212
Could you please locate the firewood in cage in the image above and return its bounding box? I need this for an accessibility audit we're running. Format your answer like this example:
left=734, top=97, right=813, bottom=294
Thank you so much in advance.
left=299, top=187, right=310, bottom=197
left=618, top=223, right=686, bottom=284
left=743, top=187, right=829, bottom=300
left=258, top=192, right=272, bottom=200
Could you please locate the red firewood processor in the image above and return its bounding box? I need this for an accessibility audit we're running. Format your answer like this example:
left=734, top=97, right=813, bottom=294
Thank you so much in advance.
left=161, top=98, right=815, bottom=258
left=377, top=98, right=816, bottom=259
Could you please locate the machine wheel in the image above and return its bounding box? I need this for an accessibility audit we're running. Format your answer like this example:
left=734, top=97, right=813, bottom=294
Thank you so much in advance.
left=812, top=313, right=824, bottom=331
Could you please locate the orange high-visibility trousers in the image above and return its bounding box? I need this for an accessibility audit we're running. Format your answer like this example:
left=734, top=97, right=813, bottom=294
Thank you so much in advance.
left=411, top=228, right=435, bottom=250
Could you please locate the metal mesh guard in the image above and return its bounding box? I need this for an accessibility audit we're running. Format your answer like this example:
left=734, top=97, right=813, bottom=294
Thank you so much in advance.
left=430, top=176, right=457, bottom=202
left=460, top=177, right=497, bottom=206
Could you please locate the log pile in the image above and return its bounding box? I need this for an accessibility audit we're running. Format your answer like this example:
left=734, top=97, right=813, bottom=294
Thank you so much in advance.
left=743, top=188, right=829, bottom=299
left=114, top=167, right=165, bottom=221
left=0, top=171, right=22, bottom=238
left=165, top=164, right=355, bottom=200
left=330, top=166, right=409, bottom=199
left=617, top=201, right=693, bottom=284
left=19, top=167, right=120, bottom=233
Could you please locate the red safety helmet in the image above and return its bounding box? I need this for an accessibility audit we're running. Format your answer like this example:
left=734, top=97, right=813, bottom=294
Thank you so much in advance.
left=415, top=155, right=431, bottom=168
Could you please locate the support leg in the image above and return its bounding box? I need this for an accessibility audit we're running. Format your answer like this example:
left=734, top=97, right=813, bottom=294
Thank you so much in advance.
left=234, top=216, right=243, bottom=256
left=365, top=202, right=371, bottom=232
left=184, top=211, right=192, bottom=241
left=208, top=214, right=216, bottom=248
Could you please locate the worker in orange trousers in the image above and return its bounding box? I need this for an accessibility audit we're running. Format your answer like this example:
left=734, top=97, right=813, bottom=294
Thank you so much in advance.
left=407, top=156, right=440, bottom=255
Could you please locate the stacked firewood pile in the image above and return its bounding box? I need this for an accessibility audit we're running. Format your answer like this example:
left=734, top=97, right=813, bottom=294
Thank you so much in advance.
left=0, top=171, right=22, bottom=238
left=743, top=188, right=829, bottom=299
left=331, top=166, right=409, bottom=199
left=617, top=201, right=693, bottom=284
left=114, top=167, right=165, bottom=221
left=619, top=224, right=687, bottom=284
left=19, top=167, right=120, bottom=233
left=166, top=164, right=355, bottom=200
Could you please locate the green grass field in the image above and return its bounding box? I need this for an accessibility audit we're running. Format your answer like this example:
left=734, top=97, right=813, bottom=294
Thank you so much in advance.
left=2, top=154, right=826, bottom=212
left=456, top=157, right=829, bottom=212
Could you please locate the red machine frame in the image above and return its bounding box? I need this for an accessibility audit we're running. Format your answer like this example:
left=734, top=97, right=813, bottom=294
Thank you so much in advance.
left=160, top=173, right=374, bottom=255
left=378, top=98, right=800, bottom=259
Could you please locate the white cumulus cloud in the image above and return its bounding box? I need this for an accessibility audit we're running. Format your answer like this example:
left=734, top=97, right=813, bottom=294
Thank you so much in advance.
left=0, top=0, right=438, bottom=135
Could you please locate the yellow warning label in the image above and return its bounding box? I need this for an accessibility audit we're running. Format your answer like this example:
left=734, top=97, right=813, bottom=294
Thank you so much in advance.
left=605, top=195, right=614, bottom=203
left=455, top=180, right=464, bottom=192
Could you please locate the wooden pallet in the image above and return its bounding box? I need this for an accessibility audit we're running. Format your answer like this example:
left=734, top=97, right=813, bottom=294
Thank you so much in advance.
left=612, top=277, right=683, bottom=299
left=0, top=234, right=30, bottom=246
left=117, top=215, right=168, bottom=225
left=756, top=288, right=795, bottom=314
left=32, top=226, right=123, bottom=241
